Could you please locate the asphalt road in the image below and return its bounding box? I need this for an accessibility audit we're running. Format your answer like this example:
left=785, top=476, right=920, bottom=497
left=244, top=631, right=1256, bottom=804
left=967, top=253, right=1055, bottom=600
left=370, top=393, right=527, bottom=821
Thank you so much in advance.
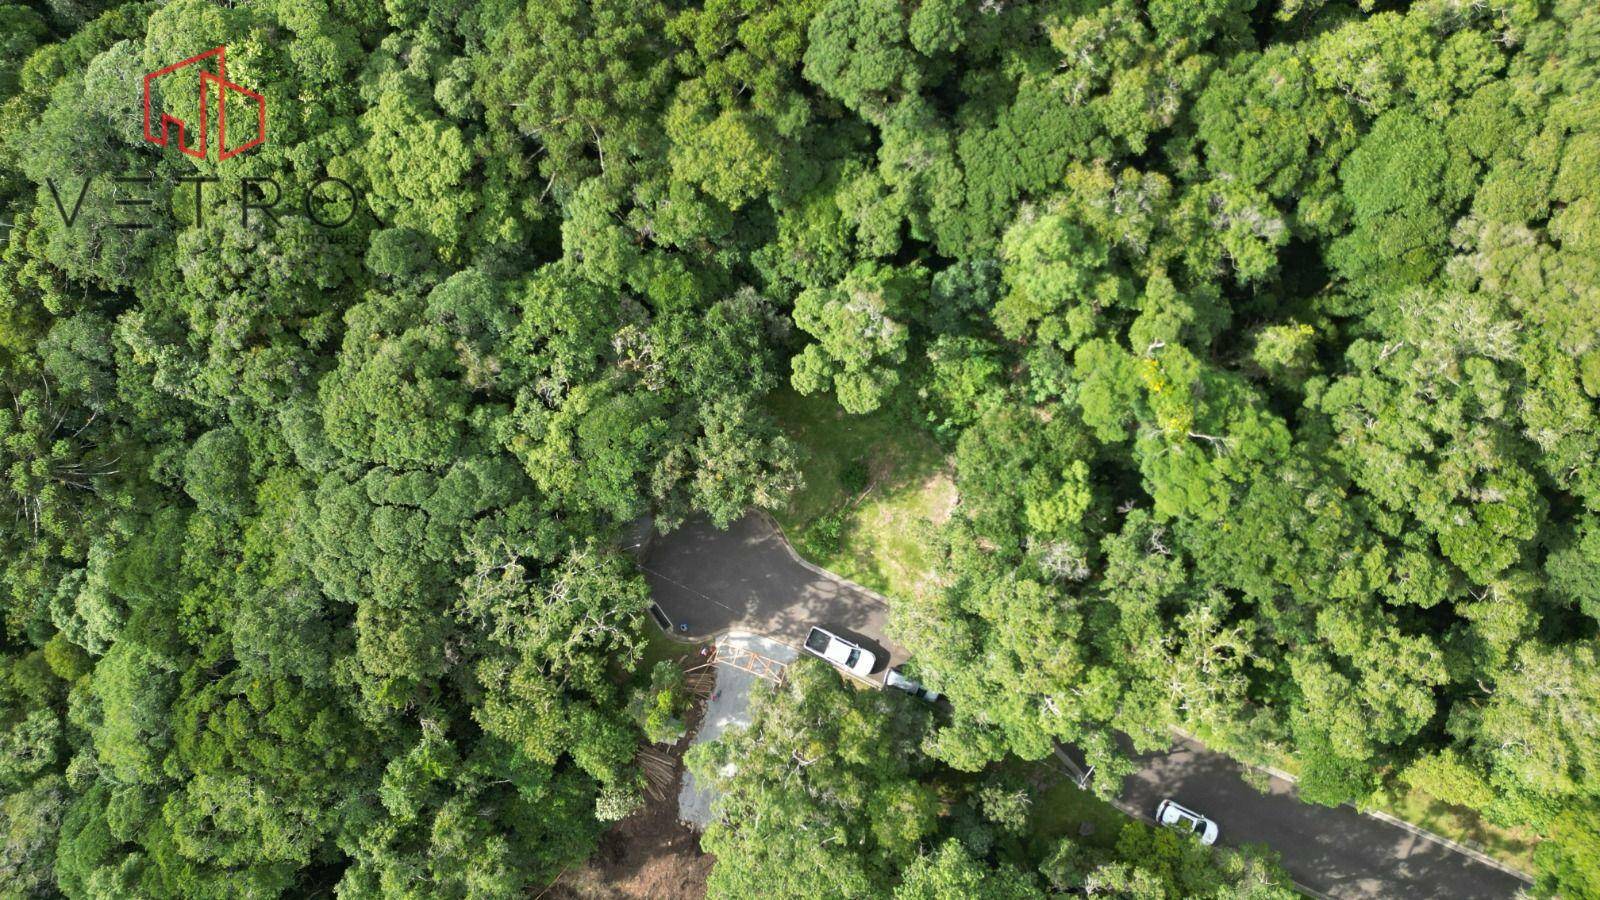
left=1118, top=737, right=1530, bottom=899
left=643, top=513, right=1533, bottom=899
left=642, top=513, right=907, bottom=672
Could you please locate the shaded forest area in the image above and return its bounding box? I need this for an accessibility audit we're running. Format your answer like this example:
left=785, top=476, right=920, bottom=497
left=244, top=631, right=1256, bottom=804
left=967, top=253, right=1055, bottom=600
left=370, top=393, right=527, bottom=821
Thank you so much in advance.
left=1, top=0, right=1597, bottom=897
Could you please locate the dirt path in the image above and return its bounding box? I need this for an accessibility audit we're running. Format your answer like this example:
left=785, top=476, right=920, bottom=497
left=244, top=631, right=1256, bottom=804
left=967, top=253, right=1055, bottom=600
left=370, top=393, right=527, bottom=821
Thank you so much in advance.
left=546, top=689, right=715, bottom=899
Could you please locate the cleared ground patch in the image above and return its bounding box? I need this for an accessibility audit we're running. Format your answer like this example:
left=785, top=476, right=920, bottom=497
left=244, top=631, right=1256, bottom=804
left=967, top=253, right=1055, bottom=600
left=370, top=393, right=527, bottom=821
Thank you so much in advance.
left=547, top=791, right=712, bottom=900
left=555, top=632, right=713, bottom=899
left=677, top=633, right=798, bottom=829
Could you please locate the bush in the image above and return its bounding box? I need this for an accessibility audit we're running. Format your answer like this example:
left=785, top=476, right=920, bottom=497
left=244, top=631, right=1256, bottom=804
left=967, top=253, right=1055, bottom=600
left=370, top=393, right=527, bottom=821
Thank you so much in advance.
left=1398, top=749, right=1495, bottom=811
left=840, top=458, right=871, bottom=494
left=808, top=510, right=848, bottom=554
left=630, top=661, right=689, bottom=745
left=595, top=783, right=645, bottom=822
left=977, top=780, right=1032, bottom=835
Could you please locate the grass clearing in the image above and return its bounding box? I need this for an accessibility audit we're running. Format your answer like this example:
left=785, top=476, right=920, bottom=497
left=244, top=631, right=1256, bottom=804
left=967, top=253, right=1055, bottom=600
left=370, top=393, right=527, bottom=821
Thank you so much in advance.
left=1029, top=775, right=1128, bottom=853
left=767, top=388, right=954, bottom=604
left=635, top=625, right=707, bottom=675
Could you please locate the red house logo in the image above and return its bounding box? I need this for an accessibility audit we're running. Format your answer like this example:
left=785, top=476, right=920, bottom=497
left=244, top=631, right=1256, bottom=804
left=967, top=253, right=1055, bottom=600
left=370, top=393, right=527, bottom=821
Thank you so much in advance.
left=143, top=46, right=266, bottom=161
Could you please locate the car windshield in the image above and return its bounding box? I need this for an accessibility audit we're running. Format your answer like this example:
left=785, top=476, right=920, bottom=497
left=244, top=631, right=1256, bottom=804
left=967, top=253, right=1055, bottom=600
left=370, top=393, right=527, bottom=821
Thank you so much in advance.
left=845, top=648, right=860, bottom=667
left=1191, top=819, right=1206, bottom=833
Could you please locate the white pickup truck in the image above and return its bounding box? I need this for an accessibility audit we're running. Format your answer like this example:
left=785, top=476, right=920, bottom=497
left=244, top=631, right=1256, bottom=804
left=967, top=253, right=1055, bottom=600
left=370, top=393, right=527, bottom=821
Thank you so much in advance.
left=804, top=626, right=876, bottom=677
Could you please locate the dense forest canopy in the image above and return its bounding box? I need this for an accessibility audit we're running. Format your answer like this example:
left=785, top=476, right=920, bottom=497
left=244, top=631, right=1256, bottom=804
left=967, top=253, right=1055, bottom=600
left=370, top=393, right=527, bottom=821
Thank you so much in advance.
left=0, top=0, right=1597, bottom=896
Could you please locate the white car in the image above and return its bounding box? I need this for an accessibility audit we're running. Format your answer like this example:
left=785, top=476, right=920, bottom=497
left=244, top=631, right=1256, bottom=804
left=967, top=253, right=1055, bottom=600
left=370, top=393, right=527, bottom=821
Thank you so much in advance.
left=804, top=626, right=876, bottom=677
left=1156, top=799, right=1219, bottom=845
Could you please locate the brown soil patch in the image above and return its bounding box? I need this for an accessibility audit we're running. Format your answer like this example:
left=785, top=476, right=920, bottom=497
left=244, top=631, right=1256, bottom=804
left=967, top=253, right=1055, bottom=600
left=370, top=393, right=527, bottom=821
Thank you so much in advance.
left=546, top=801, right=711, bottom=900
left=545, top=700, right=713, bottom=900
